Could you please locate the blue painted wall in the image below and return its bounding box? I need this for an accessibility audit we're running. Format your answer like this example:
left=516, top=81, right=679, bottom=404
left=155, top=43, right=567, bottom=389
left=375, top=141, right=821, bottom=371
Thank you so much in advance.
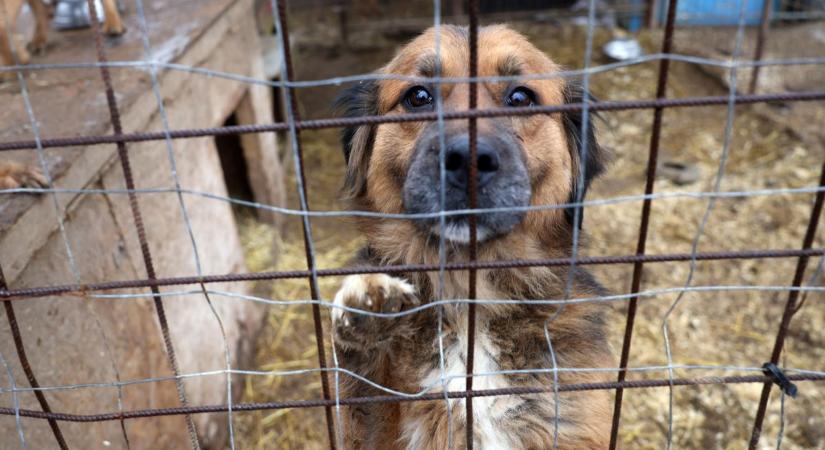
left=661, top=0, right=774, bottom=26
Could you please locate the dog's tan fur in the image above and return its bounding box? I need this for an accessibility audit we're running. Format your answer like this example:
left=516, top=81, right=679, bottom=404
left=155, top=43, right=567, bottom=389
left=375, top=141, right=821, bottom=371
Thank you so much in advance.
left=333, top=25, right=613, bottom=449
left=0, top=1, right=124, bottom=186
left=0, top=159, right=46, bottom=188
left=0, top=0, right=124, bottom=81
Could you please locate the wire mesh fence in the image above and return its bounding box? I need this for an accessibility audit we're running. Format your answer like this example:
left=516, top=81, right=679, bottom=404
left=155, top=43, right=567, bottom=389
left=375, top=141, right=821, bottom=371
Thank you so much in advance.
left=1, top=0, right=825, bottom=449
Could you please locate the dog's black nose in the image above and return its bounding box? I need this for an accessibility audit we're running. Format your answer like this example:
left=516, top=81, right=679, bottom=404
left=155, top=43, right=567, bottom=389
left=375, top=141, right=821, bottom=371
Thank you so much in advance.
left=444, top=136, right=500, bottom=190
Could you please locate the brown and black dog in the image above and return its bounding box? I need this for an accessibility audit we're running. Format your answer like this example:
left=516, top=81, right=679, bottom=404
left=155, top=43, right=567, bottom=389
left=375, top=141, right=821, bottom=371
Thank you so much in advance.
left=0, top=0, right=125, bottom=81
left=332, top=25, right=613, bottom=449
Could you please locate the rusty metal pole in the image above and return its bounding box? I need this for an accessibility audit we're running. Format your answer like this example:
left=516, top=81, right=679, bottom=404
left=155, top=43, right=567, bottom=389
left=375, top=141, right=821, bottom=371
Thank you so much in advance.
left=0, top=265, right=68, bottom=449
left=749, top=0, right=773, bottom=94
left=465, top=1, right=480, bottom=448
left=272, top=1, right=337, bottom=448
left=3, top=372, right=825, bottom=422
left=609, top=0, right=679, bottom=448
left=748, top=160, right=825, bottom=449
left=3, top=92, right=825, bottom=153
left=4, top=247, right=825, bottom=301
left=84, top=0, right=200, bottom=447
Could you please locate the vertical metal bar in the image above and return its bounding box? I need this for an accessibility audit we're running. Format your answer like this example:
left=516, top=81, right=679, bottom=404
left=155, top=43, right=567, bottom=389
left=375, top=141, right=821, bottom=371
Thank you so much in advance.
left=272, top=2, right=337, bottom=448
left=465, top=2, right=480, bottom=449
left=748, top=160, right=825, bottom=450
left=432, top=3, right=455, bottom=445
left=83, top=1, right=200, bottom=448
left=553, top=1, right=600, bottom=447
left=5, top=14, right=131, bottom=441
left=0, top=266, right=68, bottom=450
left=0, top=2, right=69, bottom=447
left=132, top=0, right=234, bottom=446
left=749, top=0, right=773, bottom=94
left=608, top=1, right=679, bottom=448
left=661, top=4, right=749, bottom=446
left=0, top=3, right=68, bottom=447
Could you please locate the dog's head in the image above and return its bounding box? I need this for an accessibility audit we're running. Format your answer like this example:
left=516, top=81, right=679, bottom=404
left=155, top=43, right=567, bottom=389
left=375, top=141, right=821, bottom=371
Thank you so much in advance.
left=337, top=25, right=605, bottom=249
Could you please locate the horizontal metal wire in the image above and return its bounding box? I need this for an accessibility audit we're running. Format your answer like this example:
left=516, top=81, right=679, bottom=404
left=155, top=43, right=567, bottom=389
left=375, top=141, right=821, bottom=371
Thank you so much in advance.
left=110, top=284, right=825, bottom=316
left=2, top=373, right=823, bottom=423
left=2, top=362, right=816, bottom=395
left=2, top=248, right=823, bottom=300
left=4, top=184, right=824, bottom=221
left=2, top=53, right=825, bottom=87
left=1, top=91, right=824, bottom=152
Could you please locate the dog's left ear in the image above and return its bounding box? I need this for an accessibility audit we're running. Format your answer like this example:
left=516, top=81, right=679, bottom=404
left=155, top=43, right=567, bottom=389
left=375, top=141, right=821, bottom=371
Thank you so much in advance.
left=335, top=80, right=380, bottom=201
left=561, top=81, right=607, bottom=228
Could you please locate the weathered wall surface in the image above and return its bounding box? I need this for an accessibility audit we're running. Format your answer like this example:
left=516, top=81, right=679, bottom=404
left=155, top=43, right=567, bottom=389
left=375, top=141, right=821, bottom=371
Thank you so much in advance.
left=0, top=0, right=283, bottom=448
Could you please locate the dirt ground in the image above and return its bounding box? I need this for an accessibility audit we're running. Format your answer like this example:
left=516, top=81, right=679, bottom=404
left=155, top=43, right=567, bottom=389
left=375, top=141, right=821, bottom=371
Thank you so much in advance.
left=233, top=13, right=825, bottom=450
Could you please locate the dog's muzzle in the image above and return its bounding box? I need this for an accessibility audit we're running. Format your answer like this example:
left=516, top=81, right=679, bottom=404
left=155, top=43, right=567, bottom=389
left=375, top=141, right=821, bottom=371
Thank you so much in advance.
left=402, top=126, right=532, bottom=244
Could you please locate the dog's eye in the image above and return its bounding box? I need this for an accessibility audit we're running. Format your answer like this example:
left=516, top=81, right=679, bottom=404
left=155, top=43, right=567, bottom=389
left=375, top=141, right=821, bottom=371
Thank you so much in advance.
left=403, top=86, right=433, bottom=109
left=505, top=87, right=536, bottom=107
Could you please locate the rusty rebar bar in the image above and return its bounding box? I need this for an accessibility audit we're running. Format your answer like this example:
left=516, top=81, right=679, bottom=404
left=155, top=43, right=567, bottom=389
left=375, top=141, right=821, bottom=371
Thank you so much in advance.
left=465, top=1, right=480, bottom=448
left=272, top=1, right=337, bottom=448
left=3, top=248, right=824, bottom=301
left=748, top=160, right=825, bottom=449
left=0, top=266, right=68, bottom=449
left=748, top=0, right=773, bottom=94
left=2, top=373, right=824, bottom=423
left=609, top=1, right=679, bottom=447
left=3, top=92, right=825, bottom=153
left=84, top=0, right=200, bottom=447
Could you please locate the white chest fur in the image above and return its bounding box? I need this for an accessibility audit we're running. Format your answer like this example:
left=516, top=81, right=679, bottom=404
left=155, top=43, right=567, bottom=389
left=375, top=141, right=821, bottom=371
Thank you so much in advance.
left=403, top=313, right=522, bottom=450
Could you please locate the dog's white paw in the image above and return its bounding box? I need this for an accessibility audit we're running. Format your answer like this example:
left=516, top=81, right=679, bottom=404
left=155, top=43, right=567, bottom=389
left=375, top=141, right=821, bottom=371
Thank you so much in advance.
left=332, top=274, right=419, bottom=350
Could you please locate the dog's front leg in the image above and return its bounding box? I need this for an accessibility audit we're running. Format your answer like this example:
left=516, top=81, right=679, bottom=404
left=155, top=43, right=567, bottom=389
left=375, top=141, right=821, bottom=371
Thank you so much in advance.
left=331, top=274, right=421, bottom=449
left=100, top=0, right=125, bottom=36
left=26, top=0, right=48, bottom=54
left=0, top=0, right=28, bottom=74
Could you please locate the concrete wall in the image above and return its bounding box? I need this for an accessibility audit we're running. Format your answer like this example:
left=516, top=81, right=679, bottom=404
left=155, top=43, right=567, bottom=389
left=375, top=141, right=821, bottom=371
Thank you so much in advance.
left=0, top=0, right=283, bottom=448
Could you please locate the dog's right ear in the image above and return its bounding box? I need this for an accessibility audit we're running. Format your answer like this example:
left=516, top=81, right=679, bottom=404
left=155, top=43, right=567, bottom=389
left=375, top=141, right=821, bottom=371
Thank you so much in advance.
left=335, top=80, right=379, bottom=200
left=561, top=81, right=607, bottom=229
